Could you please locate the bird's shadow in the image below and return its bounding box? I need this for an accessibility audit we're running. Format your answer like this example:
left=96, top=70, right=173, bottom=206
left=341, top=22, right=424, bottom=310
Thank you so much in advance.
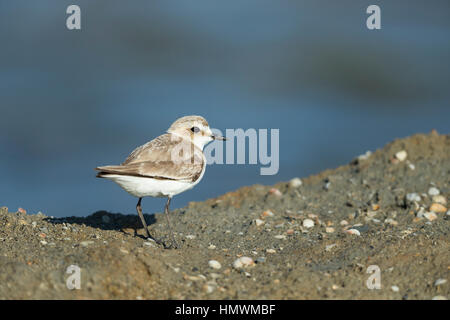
left=44, top=210, right=158, bottom=240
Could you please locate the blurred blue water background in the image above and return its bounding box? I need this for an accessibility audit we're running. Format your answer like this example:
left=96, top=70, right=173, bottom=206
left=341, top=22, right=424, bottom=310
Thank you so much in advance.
left=0, top=1, right=449, bottom=217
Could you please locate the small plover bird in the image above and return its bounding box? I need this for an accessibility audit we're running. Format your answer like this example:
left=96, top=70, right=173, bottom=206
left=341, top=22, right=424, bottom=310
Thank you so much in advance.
left=95, top=115, right=225, bottom=247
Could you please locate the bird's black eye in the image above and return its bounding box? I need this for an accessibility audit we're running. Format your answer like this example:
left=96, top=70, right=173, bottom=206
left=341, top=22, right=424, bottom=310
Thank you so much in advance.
left=191, top=126, right=200, bottom=133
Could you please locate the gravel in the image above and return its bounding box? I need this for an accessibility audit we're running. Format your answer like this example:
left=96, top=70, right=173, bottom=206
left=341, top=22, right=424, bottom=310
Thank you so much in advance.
left=0, top=132, right=448, bottom=299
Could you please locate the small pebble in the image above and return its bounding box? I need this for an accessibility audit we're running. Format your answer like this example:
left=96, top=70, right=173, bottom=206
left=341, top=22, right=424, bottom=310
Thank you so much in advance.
left=208, top=244, right=216, bottom=250
left=18, top=208, right=27, bottom=214
left=424, top=212, right=437, bottom=221
left=286, top=229, right=294, bottom=235
left=432, top=195, right=447, bottom=205
left=428, top=187, right=440, bottom=196
left=274, top=234, right=287, bottom=240
left=302, top=219, right=314, bottom=228
left=434, top=279, right=447, bottom=286
left=233, top=257, right=255, bottom=269
left=340, top=220, right=349, bottom=226
left=268, top=188, right=282, bottom=197
left=255, top=219, right=265, bottom=227
left=430, top=203, right=447, bottom=213
left=384, top=218, right=398, bottom=226
left=262, top=210, right=274, bottom=218
left=391, top=285, right=400, bottom=292
left=325, top=244, right=337, bottom=251
left=203, top=284, right=216, bottom=294
left=80, top=241, right=94, bottom=247
left=40, top=240, right=48, bottom=245
left=357, top=151, right=372, bottom=161
left=395, top=150, right=407, bottom=162
left=406, top=193, right=421, bottom=202
left=325, top=227, right=335, bottom=233
left=289, top=177, right=302, bottom=188
left=208, top=260, right=222, bottom=270
left=344, top=229, right=361, bottom=236
left=256, top=257, right=266, bottom=263
left=186, top=235, right=196, bottom=239
left=266, top=249, right=276, bottom=254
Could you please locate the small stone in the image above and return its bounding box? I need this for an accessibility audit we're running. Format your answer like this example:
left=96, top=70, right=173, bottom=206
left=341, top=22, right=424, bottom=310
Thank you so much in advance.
left=344, top=229, right=361, bottom=236
left=256, top=257, right=266, bottom=263
left=255, top=219, right=265, bottom=227
left=203, top=284, right=216, bottom=294
left=325, top=227, right=335, bottom=233
left=325, top=244, right=337, bottom=252
left=331, top=284, right=339, bottom=290
left=262, top=210, right=274, bottom=218
left=302, top=219, right=314, bottom=228
left=274, top=234, right=287, bottom=240
left=208, top=244, right=216, bottom=250
left=289, top=177, right=302, bottom=188
left=40, top=240, right=48, bottom=245
left=434, top=279, right=447, bottom=286
left=430, top=203, right=447, bottom=213
left=371, top=204, right=380, bottom=211
left=268, top=188, right=282, bottom=197
left=340, top=220, right=349, bottom=226
left=384, top=218, right=398, bottom=226
left=120, top=248, right=129, bottom=254
left=286, top=229, right=294, bottom=235
left=428, top=187, right=440, bottom=196
left=424, top=212, right=437, bottom=221
left=408, top=163, right=415, bottom=170
left=233, top=257, right=255, bottom=269
left=18, top=219, right=27, bottom=225
left=395, top=150, right=407, bottom=162
left=432, top=195, right=447, bottom=205
left=266, top=249, right=276, bottom=254
left=80, top=241, right=94, bottom=247
left=143, top=241, right=155, bottom=247
left=31, top=221, right=37, bottom=228
left=391, top=285, right=400, bottom=292
left=406, top=193, right=421, bottom=202
left=184, top=274, right=206, bottom=282
left=208, top=260, right=222, bottom=270
left=18, top=208, right=27, bottom=214
left=357, top=151, right=372, bottom=161
left=186, top=235, right=196, bottom=239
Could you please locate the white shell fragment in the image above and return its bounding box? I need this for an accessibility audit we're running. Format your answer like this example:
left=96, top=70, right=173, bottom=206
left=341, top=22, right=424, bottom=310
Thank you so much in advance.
left=233, top=257, right=255, bottom=269
left=344, top=229, right=361, bottom=236
left=208, top=260, right=222, bottom=270
left=302, top=219, right=315, bottom=228
left=395, top=150, right=407, bottom=162
left=428, top=187, right=440, bottom=196
left=289, top=177, right=303, bottom=188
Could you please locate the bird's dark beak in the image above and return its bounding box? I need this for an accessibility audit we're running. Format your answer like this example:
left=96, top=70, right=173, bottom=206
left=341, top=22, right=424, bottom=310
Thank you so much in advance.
left=211, top=135, right=226, bottom=141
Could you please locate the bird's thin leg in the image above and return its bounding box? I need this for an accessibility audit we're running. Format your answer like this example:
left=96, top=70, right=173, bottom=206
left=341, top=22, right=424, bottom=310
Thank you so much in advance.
left=164, top=196, right=178, bottom=248
left=136, top=198, right=151, bottom=239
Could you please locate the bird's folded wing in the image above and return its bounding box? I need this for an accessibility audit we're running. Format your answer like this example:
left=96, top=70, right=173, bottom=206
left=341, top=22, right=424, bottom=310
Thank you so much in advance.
left=96, top=133, right=204, bottom=182
left=96, top=160, right=203, bottom=182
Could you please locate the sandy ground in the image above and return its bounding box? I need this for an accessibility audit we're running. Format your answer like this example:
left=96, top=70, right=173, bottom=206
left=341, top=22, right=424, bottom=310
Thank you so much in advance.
left=0, top=132, right=449, bottom=299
